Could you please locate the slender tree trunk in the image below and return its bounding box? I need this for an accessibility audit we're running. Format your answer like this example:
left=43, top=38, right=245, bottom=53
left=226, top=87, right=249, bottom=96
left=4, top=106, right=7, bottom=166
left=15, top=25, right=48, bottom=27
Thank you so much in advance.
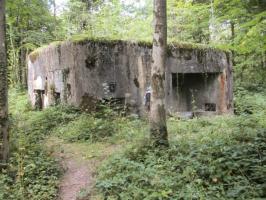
left=18, top=48, right=23, bottom=86
left=20, top=47, right=27, bottom=88
left=53, top=0, right=56, bottom=19
left=53, top=0, right=57, bottom=39
left=8, top=24, right=18, bottom=85
left=150, top=0, right=168, bottom=147
left=230, top=21, right=236, bottom=66
left=0, top=0, right=9, bottom=167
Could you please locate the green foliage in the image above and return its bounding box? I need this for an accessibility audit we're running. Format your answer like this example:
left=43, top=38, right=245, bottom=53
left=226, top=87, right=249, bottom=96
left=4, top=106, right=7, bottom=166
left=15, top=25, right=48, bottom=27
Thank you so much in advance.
left=53, top=104, right=148, bottom=143
left=234, top=87, right=266, bottom=115
left=16, top=106, right=79, bottom=142
left=1, top=152, right=60, bottom=200
left=6, top=0, right=55, bottom=45
left=62, top=0, right=152, bottom=41
left=97, top=120, right=266, bottom=199
left=96, top=90, right=266, bottom=199
left=7, top=0, right=265, bottom=88
left=168, top=0, right=211, bottom=43
left=212, top=0, right=266, bottom=87
left=54, top=113, right=117, bottom=142
left=2, top=90, right=147, bottom=199
left=0, top=89, right=80, bottom=200
left=3, top=88, right=266, bottom=200
left=6, top=0, right=65, bottom=86
left=3, top=1, right=265, bottom=199
left=22, top=0, right=264, bottom=88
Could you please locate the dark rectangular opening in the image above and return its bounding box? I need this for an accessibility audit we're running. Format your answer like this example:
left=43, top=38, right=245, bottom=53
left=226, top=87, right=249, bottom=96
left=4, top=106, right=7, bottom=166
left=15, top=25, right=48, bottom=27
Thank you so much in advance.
left=172, top=73, right=178, bottom=88
left=173, top=73, right=219, bottom=112
left=34, top=89, right=45, bottom=95
left=55, top=92, right=61, bottom=105
left=67, top=83, right=71, bottom=97
left=100, top=97, right=125, bottom=112
left=109, top=82, right=116, bottom=93
left=34, top=89, right=45, bottom=110
left=205, top=103, right=216, bottom=111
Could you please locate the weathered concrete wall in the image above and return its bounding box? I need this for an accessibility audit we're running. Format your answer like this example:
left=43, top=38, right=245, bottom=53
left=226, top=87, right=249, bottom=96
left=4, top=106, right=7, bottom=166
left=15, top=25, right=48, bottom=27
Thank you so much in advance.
left=28, top=40, right=233, bottom=116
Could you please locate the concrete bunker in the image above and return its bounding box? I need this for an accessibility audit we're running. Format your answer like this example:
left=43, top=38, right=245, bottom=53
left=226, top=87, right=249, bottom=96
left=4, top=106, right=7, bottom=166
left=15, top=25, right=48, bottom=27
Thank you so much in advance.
left=28, top=39, right=233, bottom=117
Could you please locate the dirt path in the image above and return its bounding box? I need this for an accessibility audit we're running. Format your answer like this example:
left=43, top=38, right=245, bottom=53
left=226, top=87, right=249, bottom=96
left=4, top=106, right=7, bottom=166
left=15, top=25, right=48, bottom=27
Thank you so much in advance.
left=58, top=151, right=93, bottom=200
left=46, top=137, right=120, bottom=200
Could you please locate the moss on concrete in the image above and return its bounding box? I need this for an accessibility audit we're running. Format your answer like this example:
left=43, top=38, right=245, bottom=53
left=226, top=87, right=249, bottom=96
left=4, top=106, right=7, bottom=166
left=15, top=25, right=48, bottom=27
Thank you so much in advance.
left=167, top=40, right=231, bottom=54
left=29, top=34, right=231, bottom=63
left=29, top=51, right=40, bottom=63
left=29, top=41, right=63, bottom=63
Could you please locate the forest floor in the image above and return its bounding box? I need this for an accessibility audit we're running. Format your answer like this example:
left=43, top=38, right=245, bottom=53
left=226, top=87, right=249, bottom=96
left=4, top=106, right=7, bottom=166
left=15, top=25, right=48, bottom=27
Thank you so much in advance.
left=2, top=88, right=265, bottom=200
left=46, top=136, right=121, bottom=200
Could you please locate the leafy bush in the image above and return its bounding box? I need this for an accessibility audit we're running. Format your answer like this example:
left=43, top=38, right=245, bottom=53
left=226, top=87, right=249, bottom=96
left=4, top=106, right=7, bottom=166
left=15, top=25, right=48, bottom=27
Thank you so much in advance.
left=54, top=111, right=148, bottom=144
left=1, top=151, right=60, bottom=200
left=0, top=90, right=79, bottom=200
left=15, top=105, right=80, bottom=142
left=54, top=113, right=117, bottom=142
left=234, top=87, right=266, bottom=115
left=96, top=106, right=266, bottom=200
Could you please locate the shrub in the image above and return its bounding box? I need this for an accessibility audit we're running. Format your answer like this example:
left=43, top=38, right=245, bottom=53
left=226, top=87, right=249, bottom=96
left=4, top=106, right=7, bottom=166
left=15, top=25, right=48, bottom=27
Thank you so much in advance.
left=54, top=113, right=117, bottom=142
left=1, top=90, right=79, bottom=200
left=96, top=114, right=266, bottom=199
left=234, top=87, right=266, bottom=115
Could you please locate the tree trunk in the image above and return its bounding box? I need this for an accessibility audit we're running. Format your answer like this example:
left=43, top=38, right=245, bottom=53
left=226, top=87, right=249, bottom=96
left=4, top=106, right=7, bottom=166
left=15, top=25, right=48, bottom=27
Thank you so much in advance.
left=20, top=47, right=27, bottom=88
left=18, top=48, right=23, bottom=86
left=0, top=0, right=9, bottom=167
left=230, top=21, right=236, bottom=66
left=150, top=0, right=168, bottom=147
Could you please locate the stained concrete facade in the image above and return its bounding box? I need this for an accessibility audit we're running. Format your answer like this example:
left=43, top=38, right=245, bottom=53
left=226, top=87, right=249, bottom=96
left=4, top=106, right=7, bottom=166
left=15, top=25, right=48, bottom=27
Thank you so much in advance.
left=28, top=40, right=233, bottom=116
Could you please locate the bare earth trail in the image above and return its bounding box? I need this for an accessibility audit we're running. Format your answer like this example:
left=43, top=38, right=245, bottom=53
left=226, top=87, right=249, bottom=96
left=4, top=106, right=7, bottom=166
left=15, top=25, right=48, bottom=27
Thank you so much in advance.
left=46, top=137, right=121, bottom=200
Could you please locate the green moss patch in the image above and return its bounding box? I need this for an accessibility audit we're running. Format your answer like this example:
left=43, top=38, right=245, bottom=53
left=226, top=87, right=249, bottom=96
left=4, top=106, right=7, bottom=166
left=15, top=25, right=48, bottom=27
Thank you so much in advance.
left=28, top=41, right=62, bottom=63
left=29, top=34, right=230, bottom=59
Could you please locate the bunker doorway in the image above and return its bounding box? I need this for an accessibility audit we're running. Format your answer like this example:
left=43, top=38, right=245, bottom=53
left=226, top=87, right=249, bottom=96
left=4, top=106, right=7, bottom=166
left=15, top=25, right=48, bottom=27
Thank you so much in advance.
left=173, top=73, right=219, bottom=112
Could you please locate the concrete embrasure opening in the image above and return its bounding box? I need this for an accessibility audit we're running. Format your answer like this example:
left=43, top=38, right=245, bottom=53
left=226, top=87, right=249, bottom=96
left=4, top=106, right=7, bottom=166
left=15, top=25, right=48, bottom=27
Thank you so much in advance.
left=205, top=103, right=216, bottom=111
left=67, top=84, right=71, bottom=97
left=172, top=73, right=178, bottom=88
left=54, top=92, right=61, bottom=105
left=173, top=73, right=219, bottom=112
left=34, top=89, right=45, bottom=110
left=108, top=82, right=116, bottom=93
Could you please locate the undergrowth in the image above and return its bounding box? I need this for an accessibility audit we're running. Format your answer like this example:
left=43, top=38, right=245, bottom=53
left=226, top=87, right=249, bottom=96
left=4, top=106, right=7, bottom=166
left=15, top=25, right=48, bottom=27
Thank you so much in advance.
left=53, top=114, right=147, bottom=144
left=1, top=89, right=144, bottom=199
left=96, top=89, right=266, bottom=200
left=1, top=89, right=79, bottom=200
left=2, top=88, right=266, bottom=200
left=52, top=107, right=118, bottom=143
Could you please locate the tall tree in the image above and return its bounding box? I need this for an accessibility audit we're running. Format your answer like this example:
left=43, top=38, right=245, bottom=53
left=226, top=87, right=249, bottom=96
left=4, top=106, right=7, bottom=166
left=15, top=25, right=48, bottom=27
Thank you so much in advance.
left=150, top=0, right=168, bottom=146
left=6, top=0, right=59, bottom=88
left=0, top=0, right=9, bottom=166
left=213, top=0, right=266, bottom=86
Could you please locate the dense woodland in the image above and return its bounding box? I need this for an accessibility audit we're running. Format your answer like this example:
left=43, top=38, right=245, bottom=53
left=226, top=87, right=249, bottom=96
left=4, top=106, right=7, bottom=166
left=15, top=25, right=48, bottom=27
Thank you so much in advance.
left=0, top=0, right=266, bottom=199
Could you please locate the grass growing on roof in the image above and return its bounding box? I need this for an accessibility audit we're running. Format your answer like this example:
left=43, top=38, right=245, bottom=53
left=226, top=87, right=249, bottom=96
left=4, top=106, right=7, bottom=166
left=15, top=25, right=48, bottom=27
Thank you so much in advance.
left=29, top=32, right=230, bottom=60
